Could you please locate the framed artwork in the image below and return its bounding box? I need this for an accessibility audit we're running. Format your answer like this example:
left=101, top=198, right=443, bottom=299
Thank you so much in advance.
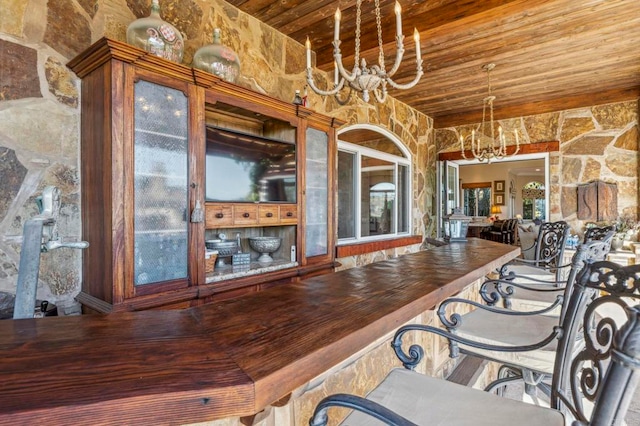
left=494, top=180, right=505, bottom=193
left=494, top=193, right=505, bottom=206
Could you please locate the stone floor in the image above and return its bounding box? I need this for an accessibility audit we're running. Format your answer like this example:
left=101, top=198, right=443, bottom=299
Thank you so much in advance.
left=501, top=381, right=640, bottom=425
left=627, top=389, right=640, bottom=426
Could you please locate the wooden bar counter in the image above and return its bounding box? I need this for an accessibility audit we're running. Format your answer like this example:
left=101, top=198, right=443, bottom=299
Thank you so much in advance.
left=0, top=239, right=518, bottom=424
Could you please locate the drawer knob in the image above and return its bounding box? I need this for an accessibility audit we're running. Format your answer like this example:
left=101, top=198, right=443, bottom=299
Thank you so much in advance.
left=266, top=212, right=273, bottom=218
left=215, top=213, right=224, bottom=219
left=243, top=212, right=250, bottom=218
left=286, top=212, right=293, bottom=217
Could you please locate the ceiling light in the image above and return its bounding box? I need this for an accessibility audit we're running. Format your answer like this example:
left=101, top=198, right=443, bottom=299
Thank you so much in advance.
left=305, top=0, right=423, bottom=104
left=460, top=63, right=520, bottom=162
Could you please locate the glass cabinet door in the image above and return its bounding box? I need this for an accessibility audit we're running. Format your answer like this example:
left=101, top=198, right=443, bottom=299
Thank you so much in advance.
left=305, top=127, right=329, bottom=258
left=133, top=80, right=189, bottom=286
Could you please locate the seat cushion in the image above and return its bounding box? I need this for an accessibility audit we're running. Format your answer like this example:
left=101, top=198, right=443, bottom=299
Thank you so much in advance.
left=502, top=264, right=558, bottom=282
left=454, top=308, right=559, bottom=374
left=485, top=279, right=564, bottom=313
left=342, top=368, right=565, bottom=425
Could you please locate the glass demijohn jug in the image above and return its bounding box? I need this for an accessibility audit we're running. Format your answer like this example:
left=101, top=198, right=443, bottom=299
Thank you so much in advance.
left=126, top=0, right=184, bottom=63
left=192, top=28, right=241, bottom=83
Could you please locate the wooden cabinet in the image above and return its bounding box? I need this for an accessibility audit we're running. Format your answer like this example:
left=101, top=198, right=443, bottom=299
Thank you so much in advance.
left=68, top=38, right=342, bottom=312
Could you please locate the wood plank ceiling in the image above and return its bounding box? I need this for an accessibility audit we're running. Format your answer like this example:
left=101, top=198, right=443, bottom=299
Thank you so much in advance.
left=229, top=0, right=640, bottom=128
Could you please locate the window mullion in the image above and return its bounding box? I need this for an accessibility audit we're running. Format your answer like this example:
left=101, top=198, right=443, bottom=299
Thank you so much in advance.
left=355, top=150, right=362, bottom=239
left=393, top=163, right=398, bottom=234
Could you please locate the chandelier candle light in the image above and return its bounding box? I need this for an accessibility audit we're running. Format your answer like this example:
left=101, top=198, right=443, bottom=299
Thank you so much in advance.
left=305, top=0, right=423, bottom=104
left=460, top=63, right=520, bottom=162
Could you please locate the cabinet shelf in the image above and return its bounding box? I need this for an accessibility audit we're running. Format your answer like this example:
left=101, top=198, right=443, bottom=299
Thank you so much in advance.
left=136, top=171, right=188, bottom=181
left=206, top=260, right=298, bottom=283
left=134, top=229, right=188, bottom=235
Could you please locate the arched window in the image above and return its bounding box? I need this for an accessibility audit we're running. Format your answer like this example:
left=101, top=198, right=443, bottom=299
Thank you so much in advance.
left=337, top=125, right=412, bottom=242
left=522, top=181, right=545, bottom=220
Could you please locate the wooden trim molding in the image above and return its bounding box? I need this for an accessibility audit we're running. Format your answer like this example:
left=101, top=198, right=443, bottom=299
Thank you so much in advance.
left=438, top=140, right=559, bottom=162
left=336, top=235, right=423, bottom=258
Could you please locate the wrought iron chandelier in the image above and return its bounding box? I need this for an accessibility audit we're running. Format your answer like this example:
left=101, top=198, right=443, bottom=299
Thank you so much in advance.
left=460, top=63, right=520, bottom=162
left=305, top=0, right=423, bottom=104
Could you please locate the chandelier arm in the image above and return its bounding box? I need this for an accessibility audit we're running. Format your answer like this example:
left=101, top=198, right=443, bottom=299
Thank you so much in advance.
left=512, top=131, right=521, bottom=155
left=498, top=130, right=507, bottom=156
left=472, top=132, right=483, bottom=159
left=386, top=36, right=405, bottom=77
left=334, top=52, right=359, bottom=84
left=460, top=136, right=469, bottom=160
left=335, top=87, right=354, bottom=106
left=306, top=69, right=346, bottom=97
left=384, top=64, right=423, bottom=90
left=373, top=81, right=388, bottom=103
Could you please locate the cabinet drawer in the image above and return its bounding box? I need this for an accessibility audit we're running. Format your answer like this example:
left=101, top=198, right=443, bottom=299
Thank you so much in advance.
left=280, top=205, right=297, bottom=224
left=234, top=204, right=258, bottom=225
left=206, top=204, right=233, bottom=227
left=258, top=205, right=280, bottom=225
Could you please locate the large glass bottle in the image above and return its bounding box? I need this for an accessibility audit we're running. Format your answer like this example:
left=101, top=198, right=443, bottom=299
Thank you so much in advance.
left=192, top=28, right=241, bottom=83
left=126, top=0, right=184, bottom=63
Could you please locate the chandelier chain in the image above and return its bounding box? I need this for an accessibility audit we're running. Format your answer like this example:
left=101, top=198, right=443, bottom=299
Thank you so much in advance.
left=354, top=0, right=362, bottom=66
left=486, top=66, right=495, bottom=143
left=375, top=0, right=385, bottom=72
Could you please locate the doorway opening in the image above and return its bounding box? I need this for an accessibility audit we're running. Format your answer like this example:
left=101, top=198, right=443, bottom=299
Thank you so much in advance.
left=437, top=153, right=549, bottom=238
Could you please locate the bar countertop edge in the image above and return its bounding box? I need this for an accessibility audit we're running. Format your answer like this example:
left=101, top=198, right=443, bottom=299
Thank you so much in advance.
left=0, top=238, right=519, bottom=424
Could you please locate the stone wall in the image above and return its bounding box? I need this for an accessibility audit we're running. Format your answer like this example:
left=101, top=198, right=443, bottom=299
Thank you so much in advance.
left=0, top=2, right=83, bottom=309
left=436, top=100, right=640, bottom=235
left=0, top=0, right=434, bottom=307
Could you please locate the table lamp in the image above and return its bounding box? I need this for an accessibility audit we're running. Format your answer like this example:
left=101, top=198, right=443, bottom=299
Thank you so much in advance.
left=490, top=205, right=501, bottom=220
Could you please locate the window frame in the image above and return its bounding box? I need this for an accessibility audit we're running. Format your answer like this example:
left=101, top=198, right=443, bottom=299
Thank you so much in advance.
left=337, top=125, right=412, bottom=244
left=461, top=182, right=492, bottom=217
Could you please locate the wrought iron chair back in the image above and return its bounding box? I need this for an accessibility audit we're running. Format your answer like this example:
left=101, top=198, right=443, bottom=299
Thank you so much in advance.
left=552, top=261, right=640, bottom=422
left=583, top=225, right=616, bottom=245
left=533, top=220, right=570, bottom=269
left=492, top=237, right=615, bottom=324
left=497, top=221, right=570, bottom=286
left=556, top=232, right=615, bottom=321
left=480, top=221, right=592, bottom=308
